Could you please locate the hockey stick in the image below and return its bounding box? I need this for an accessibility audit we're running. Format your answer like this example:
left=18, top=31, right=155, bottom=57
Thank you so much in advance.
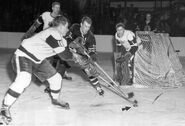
left=83, top=52, right=137, bottom=105
left=92, top=61, right=135, bottom=98
left=94, top=62, right=127, bottom=94
left=70, top=39, right=138, bottom=106
left=98, top=75, right=138, bottom=107
left=83, top=50, right=133, bottom=96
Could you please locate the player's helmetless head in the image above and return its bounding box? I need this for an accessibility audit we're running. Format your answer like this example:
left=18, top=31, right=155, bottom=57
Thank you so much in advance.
left=80, top=16, right=92, bottom=35
left=53, top=16, right=69, bottom=36
left=52, top=2, right=61, bottom=15
left=116, top=23, right=125, bottom=38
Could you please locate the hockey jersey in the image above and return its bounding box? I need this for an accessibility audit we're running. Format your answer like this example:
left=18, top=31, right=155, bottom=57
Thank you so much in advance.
left=115, top=30, right=137, bottom=51
left=66, top=23, right=96, bottom=56
left=37, top=12, right=60, bottom=30
left=15, top=28, right=67, bottom=63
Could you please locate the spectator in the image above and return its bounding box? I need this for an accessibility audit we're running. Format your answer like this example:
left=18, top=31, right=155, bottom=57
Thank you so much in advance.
left=156, top=12, right=171, bottom=34
left=139, top=12, right=157, bottom=32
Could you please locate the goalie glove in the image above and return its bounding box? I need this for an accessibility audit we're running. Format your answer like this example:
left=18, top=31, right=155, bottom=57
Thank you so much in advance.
left=116, top=52, right=132, bottom=63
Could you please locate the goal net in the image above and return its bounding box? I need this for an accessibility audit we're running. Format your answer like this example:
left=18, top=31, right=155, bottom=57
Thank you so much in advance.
left=134, top=31, right=185, bottom=87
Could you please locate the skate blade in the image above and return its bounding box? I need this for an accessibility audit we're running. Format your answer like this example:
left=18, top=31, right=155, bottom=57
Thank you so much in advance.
left=56, top=105, right=70, bottom=110
left=54, top=103, right=70, bottom=110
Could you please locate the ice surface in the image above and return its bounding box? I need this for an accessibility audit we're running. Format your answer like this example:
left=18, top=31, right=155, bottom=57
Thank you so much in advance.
left=0, top=51, right=185, bottom=126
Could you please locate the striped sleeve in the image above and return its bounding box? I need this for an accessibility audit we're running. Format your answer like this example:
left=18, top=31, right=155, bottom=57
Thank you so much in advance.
left=46, top=35, right=66, bottom=48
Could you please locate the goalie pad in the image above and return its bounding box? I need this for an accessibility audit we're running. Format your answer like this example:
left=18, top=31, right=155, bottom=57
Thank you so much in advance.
left=113, top=52, right=132, bottom=85
left=116, top=52, right=132, bottom=63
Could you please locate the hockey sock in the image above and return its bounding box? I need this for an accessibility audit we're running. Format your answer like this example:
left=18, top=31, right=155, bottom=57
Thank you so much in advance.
left=47, top=73, right=62, bottom=99
left=3, top=89, right=20, bottom=107
left=50, top=89, right=61, bottom=100
left=3, top=72, right=32, bottom=107
left=89, top=76, right=99, bottom=86
left=89, top=76, right=102, bottom=90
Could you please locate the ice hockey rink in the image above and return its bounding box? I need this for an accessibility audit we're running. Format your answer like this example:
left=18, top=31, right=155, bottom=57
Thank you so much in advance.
left=0, top=49, right=185, bottom=126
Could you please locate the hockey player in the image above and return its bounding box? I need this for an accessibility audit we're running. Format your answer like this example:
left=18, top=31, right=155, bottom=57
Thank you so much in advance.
left=0, top=16, right=70, bottom=124
left=21, top=1, right=72, bottom=80
left=45, top=16, right=104, bottom=95
left=21, top=1, right=62, bottom=40
left=66, top=16, right=104, bottom=95
left=115, top=22, right=139, bottom=85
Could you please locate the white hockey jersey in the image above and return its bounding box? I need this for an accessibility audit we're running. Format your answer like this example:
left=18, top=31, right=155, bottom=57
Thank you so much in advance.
left=15, top=28, right=67, bottom=63
left=115, top=30, right=136, bottom=51
left=38, top=12, right=59, bottom=30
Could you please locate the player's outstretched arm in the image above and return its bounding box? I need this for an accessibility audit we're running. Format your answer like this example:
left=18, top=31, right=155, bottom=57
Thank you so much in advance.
left=21, top=16, right=43, bottom=41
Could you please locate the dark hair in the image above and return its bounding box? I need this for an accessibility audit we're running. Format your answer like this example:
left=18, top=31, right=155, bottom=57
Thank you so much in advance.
left=81, top=16, right=92, bottom=25
left=115, top=22, right=125, bottom=29
left=52, top=1, right=60, bottom=7
left=51, top=16, right=68, bottom=27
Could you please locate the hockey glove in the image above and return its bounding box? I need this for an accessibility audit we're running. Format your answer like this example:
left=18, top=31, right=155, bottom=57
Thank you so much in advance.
left=21, top=20, right=41, bottom=41
left=90, top=53, right=98, bottom=62
left=69, top=37, right=87, bottom=56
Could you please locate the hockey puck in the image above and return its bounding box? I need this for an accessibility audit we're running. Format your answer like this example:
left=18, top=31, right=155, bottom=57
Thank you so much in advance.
left=122, top=106, right=131, bottom=111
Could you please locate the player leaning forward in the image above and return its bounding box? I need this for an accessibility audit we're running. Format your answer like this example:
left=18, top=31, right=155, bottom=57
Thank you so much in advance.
left=0, top=16, right=70, bottom=124
left=66, top=16, right=104, bottom=95
left=115, top=23, right=141, bottom=84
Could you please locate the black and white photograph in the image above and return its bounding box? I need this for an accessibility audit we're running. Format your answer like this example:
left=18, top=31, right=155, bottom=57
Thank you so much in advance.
left=0, top=0, right=185, bottom=125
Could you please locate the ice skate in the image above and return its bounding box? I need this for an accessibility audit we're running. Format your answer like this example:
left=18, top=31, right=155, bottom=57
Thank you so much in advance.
left=63, top=72, right=72, bottom=80
left=44, top=87, right=50, bottom=93
left=52, top=98, right=70, bottom=109
left=0, top=105, right=12, bottom=125
left=94, top=85, right=104, bottom=96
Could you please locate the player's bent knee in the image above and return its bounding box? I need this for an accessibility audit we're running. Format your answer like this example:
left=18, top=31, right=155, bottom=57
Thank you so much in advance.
left=47, top=73, right=62, bottom=90
left=10, top=71, right=32, bottom=93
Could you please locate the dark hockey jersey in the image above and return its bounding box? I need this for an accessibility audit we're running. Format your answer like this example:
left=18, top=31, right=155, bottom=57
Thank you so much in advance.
left=66, top=23, right=96, bottom=56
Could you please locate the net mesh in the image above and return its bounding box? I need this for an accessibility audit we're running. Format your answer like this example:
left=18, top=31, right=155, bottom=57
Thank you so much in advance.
left=134, top=31, right=185, bottom=87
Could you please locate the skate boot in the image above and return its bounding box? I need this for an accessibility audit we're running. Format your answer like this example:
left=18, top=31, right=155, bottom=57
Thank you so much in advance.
left=0, top=105, right=12, bottom=125
left=95, top=85, right=104, bottom=96
left=52, top=98, right=70, bottom=109
left=63, top=73, right=72, bottom=80
left=44, top=87, right=51, bottom=93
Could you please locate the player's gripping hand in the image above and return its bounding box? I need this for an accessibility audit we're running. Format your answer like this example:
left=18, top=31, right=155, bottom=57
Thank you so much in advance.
left=90, top=53, right=97, bottom=62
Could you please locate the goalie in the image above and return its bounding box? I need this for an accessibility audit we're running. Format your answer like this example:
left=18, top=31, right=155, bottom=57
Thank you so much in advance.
left=114, top=23, right=140, bottom=85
